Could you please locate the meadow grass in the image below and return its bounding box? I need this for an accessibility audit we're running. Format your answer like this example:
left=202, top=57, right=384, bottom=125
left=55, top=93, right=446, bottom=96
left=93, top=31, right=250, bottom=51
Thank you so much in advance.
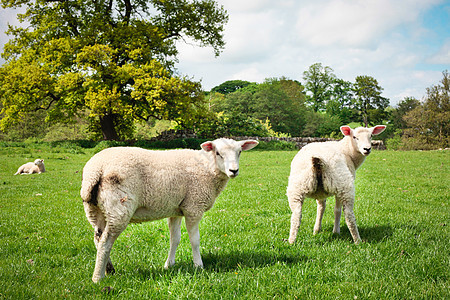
left=0, top=145, right=448, bottom=299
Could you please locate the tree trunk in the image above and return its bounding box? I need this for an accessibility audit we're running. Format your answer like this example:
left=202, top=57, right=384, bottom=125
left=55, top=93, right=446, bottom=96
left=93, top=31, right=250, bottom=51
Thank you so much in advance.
left=100, top=114, right=119, bottom=140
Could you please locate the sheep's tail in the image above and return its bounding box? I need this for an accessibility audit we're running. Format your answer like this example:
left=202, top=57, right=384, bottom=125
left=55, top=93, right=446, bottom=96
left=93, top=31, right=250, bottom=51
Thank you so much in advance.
left=80, top=169, right=102, bottom=206
left=312, top=157, right=323, bottom=189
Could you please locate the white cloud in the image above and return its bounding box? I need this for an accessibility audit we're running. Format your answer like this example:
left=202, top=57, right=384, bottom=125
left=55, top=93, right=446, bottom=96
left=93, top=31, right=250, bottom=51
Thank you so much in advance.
left=175, top=0, right=448, bottom=105
left=1, top=0, right=447, bottom=107
left=294, top=0, right=442, bottom=48
left=427, top=40, right=450, bottom=64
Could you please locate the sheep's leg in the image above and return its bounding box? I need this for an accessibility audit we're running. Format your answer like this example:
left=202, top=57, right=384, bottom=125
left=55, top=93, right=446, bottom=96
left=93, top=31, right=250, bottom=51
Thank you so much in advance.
left=185, top=215, right=204, bottom=268
left=342, top=199, right=361, bottom=244
left=84, top=202, right=115, bottom=274
left=92, top=226, right=123, bottom=283
left=94, top=228, right=115, bottom=274
left=333, top=200, right=343, bottom=234
left=164, top=216, right=183, bottom=269
left=288, top=195, right=304, bottom=244
left=313, top=198, right=326, bottom=234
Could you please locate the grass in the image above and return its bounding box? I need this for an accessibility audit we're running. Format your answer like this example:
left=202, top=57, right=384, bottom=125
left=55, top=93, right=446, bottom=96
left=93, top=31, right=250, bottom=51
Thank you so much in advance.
left=0, top=144, right=448, bottom=299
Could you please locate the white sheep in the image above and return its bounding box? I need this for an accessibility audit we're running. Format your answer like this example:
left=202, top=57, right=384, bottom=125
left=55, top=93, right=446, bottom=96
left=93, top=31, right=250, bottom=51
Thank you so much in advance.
left=14, top=159, right=46, bottom=175
left=287, top=125, right=386, bottom=244
left=80, top=138, right=258, bottom=283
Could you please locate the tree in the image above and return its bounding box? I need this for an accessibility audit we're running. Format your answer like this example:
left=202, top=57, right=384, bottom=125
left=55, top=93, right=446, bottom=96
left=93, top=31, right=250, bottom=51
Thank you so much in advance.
left=210, top=80, right=254, bottom=95
left=391, top=96, right=421, bottom=129
left=0, top=0, right=228, bottom=140
left=303, top=63, right=336, bottom=112
left=326, top=78, right=356, bottom=124
left=300, top=111, right=342, bottom=137
left=402, top=70, right=449, bottom=149
left=353, top=75, right=389, bottom=127
left=208, top=78, right=307, bottom=136
left=249, top=78, right=306, bottom=136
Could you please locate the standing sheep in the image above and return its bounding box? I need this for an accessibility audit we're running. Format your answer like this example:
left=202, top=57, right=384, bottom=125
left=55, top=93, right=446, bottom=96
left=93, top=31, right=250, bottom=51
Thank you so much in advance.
left=14, top=159, right=46, bottom=175
left=287, top=125, right=386, bottom=244
left=80, top=138, right=258, bottom=283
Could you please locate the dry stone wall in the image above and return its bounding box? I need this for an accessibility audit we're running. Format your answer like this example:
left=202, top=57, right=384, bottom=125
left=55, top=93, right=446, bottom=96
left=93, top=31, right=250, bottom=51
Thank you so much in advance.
left=151, top=130, right=386, bottom=150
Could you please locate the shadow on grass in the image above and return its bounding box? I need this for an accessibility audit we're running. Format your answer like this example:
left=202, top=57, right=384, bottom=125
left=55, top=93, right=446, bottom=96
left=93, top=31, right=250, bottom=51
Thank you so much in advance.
left=202, top=250, right=308, bottom=271
left=132, top=250, right=309, bottom=280
left=327, top=224, right=393, bottom=243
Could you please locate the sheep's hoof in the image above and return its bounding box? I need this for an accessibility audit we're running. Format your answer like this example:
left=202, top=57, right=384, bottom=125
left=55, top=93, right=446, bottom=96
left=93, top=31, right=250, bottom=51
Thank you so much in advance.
left=106, top=262, right=115, bottom=274
left=164, top=260, right=175, bottom=269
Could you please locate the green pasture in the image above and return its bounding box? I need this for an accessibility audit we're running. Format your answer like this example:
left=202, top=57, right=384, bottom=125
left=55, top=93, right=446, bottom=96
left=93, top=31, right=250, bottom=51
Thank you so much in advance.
left=0, top=144, right=448, bottom=299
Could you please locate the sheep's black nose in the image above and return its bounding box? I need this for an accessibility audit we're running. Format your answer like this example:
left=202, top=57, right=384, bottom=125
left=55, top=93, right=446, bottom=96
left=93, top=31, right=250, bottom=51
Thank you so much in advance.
left=363, top=147, right=371, bottom=154
left=229, top=169, right=239, bottom=176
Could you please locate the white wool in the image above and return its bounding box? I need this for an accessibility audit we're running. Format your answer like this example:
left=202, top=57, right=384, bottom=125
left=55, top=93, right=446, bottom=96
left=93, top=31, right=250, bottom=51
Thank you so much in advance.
left=287, top=125, right=386, bottom=244
left=80, top=138, right=258, bottom=283
left=14, top=159, right=46, bottom=175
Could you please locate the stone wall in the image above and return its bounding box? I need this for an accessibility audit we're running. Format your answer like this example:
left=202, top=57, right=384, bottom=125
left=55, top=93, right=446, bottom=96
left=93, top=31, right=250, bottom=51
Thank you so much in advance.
left=151, top=129, right=386, bottom=150
left=231, top=136, right=386, bottom=150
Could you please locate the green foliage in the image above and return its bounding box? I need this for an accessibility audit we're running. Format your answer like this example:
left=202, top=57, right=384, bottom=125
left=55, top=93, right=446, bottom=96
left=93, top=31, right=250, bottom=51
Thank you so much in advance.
left=208, top=77, right=307, bottom=137
left=353, top=75, right=389, bottom=127
left=254, top=140, right=297, bottom=151
left=0, top=147, right=448, bottom=298
left=134, top=119, right=173, bottom=140
left=210, top=80, right=255, bottom=94
left=385, top=129, right=403, bottom=150
left=390, top=97, right=421, bottom=130
left=326, top=78, right=357, bottom=124
left=300, top=111, right=342, bottom=137
left=0, top=0, right=228, bottom=140
left=399, top=70, right=449, bottom=150
left=195, top=113, right=273, bottom=138
left=303, top=63, right=337, bottom=112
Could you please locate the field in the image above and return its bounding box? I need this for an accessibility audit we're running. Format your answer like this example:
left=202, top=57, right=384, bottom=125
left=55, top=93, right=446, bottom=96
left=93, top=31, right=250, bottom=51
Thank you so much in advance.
left=0, top=144, right=448, bottom=299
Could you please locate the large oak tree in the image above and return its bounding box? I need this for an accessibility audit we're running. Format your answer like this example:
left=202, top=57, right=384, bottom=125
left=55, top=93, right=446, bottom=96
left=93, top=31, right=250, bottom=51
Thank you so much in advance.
left=0, top=0, right=228, bottom=140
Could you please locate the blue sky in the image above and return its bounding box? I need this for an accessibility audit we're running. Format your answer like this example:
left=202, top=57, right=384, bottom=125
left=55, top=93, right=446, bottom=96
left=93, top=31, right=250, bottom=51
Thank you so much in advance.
left=1, top=0, right=449, bottom=106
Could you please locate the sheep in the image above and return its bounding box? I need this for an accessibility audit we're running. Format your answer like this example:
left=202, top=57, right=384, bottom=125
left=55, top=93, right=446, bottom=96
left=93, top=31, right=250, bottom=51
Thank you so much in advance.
left=14, top=159, right=46, bottom=175
left=287, top=125, right=386, bottom=244
left=80, top=138, right=259, bottom=283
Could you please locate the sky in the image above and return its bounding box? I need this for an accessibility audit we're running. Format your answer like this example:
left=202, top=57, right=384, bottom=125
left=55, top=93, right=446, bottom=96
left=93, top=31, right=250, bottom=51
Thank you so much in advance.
left=1, top=0, right=449, bottom=106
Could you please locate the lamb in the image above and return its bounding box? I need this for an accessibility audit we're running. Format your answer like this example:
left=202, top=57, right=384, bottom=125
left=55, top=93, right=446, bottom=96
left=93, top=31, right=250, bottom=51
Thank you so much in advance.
left=80, top=138, right=259, bottom=283
left=14, top=159, right=46, bottom=175
left=287, top=125, right=386, bottom=244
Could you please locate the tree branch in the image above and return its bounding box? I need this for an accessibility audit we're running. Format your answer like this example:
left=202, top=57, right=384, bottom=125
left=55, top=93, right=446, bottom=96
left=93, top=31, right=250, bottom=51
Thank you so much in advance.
left=34, top=92, right=59, bottom=111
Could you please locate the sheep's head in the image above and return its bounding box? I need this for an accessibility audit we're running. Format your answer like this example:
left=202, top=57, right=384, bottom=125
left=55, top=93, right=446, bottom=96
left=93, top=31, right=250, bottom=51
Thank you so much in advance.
left=34, top=159, right=44, bottom=166
left=201, top=139, right=259, bottom=178
left=341, top=125, right=386, bottom=156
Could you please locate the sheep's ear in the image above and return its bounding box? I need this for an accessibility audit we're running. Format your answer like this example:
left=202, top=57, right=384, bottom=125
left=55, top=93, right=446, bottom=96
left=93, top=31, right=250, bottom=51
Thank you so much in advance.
left=201, top=141, right=215, bottom=152
left=240, top=140, right=259, bottom=151
left=340, top=126, right=352, bottom=136
left=371, top=125, right=386, bottom=135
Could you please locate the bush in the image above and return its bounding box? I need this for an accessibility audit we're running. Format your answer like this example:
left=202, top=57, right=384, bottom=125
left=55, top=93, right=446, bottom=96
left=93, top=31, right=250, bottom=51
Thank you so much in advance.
left=385, top=130, right=403, bottom=150
left=92, top=140, right=128, bottom=153
left=301, top=112, right=342, bottom=137
left=255, top=140, right=297, bottom=151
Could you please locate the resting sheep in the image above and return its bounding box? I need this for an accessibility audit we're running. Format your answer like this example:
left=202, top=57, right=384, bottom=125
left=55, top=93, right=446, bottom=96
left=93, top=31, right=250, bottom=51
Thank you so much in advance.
left=14, top=159, right=46, bottom=175
left=80, top=138, right=258, bottom=283
left=287, top=125, right=386, bottom=244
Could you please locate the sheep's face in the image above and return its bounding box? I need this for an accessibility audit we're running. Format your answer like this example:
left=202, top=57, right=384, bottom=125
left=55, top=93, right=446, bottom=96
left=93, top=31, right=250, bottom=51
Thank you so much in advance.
left=341, top=125, right=386, bottom=156
left=34, top=159, right=44, bottom=166
left=201, top=139, right=259, bottom=178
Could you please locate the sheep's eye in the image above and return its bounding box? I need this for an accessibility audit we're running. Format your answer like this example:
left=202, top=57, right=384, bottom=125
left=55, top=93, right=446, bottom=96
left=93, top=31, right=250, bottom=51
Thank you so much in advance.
left=216, top=152, right=222, bottom=158
left=353, top=136, right=358, bottom=140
